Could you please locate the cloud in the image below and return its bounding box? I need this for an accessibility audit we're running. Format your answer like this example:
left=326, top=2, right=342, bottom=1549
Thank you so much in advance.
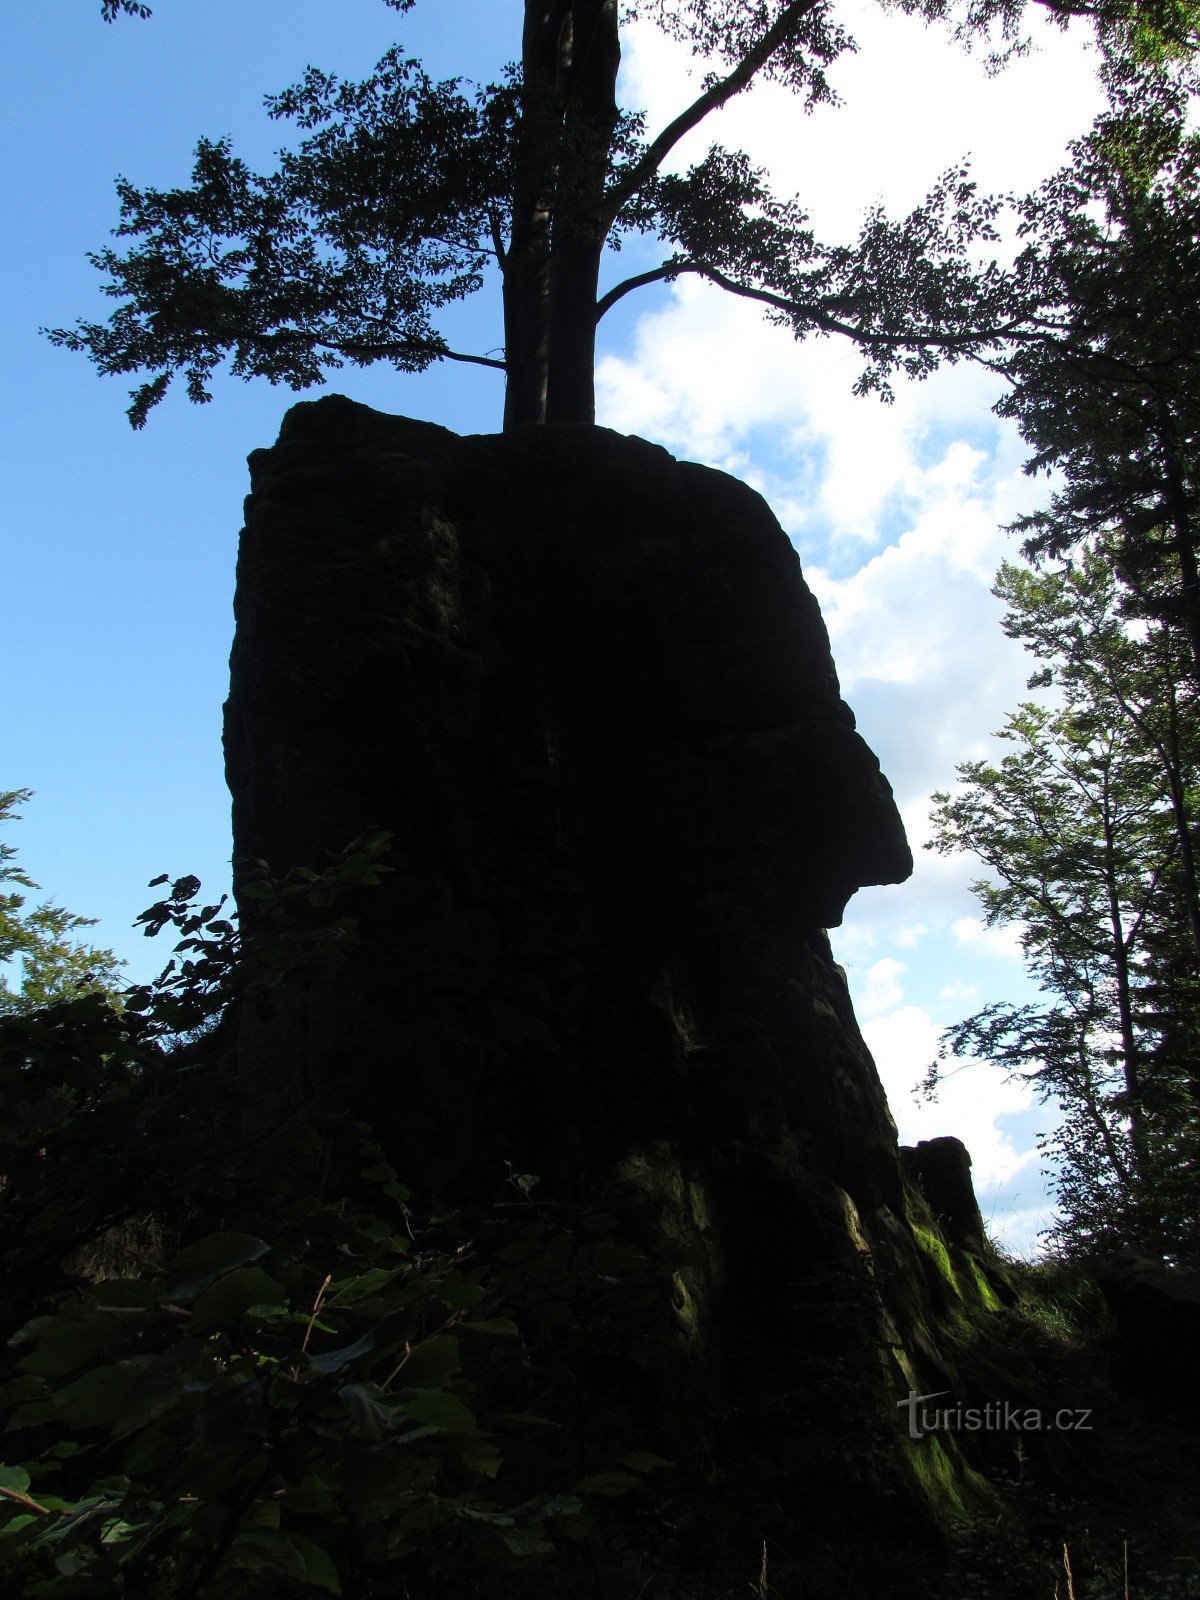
left=600, top=3, right=1104, bottom=1257
left=619, top=0, right=1104, bottom=243
left=938, top=979, right=980, bottom=1004
left=863, top=1004, right=1036, bottom=1190
left=953, top=916, right=1025, bottom=962
left=858, top=956, right=907, bottom=1019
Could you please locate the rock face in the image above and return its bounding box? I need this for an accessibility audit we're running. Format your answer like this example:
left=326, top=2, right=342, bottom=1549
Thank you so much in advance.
left=901, top=1137, right=989, bottom=1256
left=225, top=396, right=911, bottom=1202
left=225, top=398, right=992, bottom=1555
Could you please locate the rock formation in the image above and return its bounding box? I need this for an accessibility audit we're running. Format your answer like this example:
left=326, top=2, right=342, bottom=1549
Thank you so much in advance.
left=902, top=1136, right=990, bottom=1257
left=223, top=397, right=1000, bottom=1578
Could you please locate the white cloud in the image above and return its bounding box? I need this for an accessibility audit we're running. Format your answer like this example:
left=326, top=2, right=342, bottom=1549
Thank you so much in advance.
left=619, top=1, right=1104, bottom=243
left=858, top=956, right=907, bottom=1019
left=953, top=915, right=1025, bottom=962
left=862, top=1004, right=1036, bottom=1189
left=601, top=1, right=1102, bottom=1256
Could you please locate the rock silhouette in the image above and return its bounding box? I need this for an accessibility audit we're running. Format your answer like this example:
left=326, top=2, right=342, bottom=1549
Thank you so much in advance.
left=223, top=398, right=998, bottom=1567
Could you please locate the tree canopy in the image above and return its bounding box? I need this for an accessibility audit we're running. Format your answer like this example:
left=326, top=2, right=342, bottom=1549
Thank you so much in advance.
left=59, top=0, right=1199, bottom=430
left=0, top=790, right=124, bottom=1016
left=1000, top=61, right=1200, bottom=675
left=927, top=547, right=1200, bottom=1259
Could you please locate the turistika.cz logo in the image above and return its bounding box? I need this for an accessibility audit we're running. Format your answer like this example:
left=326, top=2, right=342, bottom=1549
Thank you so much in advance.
left=898, top=1389, right=1094, bottom=1441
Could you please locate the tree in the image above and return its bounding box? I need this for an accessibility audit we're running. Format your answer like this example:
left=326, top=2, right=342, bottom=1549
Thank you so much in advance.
left=57, top=0, right=1196, bottom=430
left=927, top=546, right=1200, bottom=1260
left=1000, top=60, right=1200, bottom=678
left=0, top=790, right=124, bottom=1015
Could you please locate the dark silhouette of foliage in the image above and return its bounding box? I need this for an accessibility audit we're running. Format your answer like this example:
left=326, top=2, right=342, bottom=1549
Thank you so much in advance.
left=62, top=0, right=1198, bottom=430
left=0, top=790, right=124, bottom=1017
left=1001, top=62, right=1200, bottom=676
left=927, top=547, right=1200, bottom=1261
left=0, top=836, right=682, bottom=1596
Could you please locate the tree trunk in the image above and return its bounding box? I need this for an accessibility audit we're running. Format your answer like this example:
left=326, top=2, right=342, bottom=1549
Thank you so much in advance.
left=503, top=0, right=619, bottom=430
left=501, top=3, right=566, bottom=428
left=545, top=0, right=619, bottom=425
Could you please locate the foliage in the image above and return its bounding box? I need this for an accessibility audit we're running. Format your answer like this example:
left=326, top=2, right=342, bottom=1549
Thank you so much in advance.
left=926, top=546, right=1200, bottom=1261
left=1001, top=58, right=1200, bottom=677
left=0, top=832, right=391, bottom=1302
left=0, top=840, right=678, bottom=1597
left=0, top=791, right=123, bottom=1018
left=0, top=1166, right=673, bottom=1595
left=59, top=0, right=1190, bottom=430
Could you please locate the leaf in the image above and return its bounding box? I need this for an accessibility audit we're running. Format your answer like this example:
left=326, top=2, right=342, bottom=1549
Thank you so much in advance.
left=574, top=1470, right=640, bottom=1497
left=307, top=1332, right=376, bottom=1375
left=0, top=1466, right=31, bottom=1495
left=336, top=1383, right=394, bottom=1441
left=190, top=1266, right=284, bottom=1332
left=621, top=1451, right=674, bottom=1473
left=221, top=1528, right=309, bottom=1582
left=162, top=1234, right=270, bottom=1302
left=397, top=1388, right=477, bottom=1434
left=462, top=1317, right=519, bottom=1337
left=325, top=1266, right=406, bottom=1307
left=435, top=1277, right=487, bottom=1312
left=16, top=1316, right=131, bottom=1381
left=455, top=1436, right=502, bottom=1478
left=51, top=1363, right=140, bottom=1431
left=291, top=1534, right=342, bottom=1593
left=395, top=1334, right=459, bottom=1388
left=503, top=1528, right=554, bottom=1557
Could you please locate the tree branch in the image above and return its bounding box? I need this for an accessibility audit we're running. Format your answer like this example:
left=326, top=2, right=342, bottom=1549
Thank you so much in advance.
left=603, top=0, right=821, bottom=222
left=597, top=256, right=1037, bottom=357
left=267, top=329, right=507, bottom=372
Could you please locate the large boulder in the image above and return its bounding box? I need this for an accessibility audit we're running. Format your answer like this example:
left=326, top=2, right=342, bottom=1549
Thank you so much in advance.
left=901, top=1137, right=989, bottom=1257
left=223, top=398, right=1005, bottom=1570
left=224, top=396, right=912, bottom=1205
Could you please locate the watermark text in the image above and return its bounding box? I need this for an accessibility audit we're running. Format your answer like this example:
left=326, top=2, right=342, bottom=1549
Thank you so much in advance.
left=898, top=1389, right=1093, bottom=1440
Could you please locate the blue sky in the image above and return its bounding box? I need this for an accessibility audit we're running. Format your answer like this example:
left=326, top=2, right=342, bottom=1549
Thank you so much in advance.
left=6, top=0, right=1110, bottom=1251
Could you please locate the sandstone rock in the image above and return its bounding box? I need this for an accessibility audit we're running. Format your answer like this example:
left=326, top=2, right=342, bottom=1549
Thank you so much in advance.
left=224, top=398, right=999, bottom=1547
left=225, top=396, right=912, bottom=1202
left=901, top=1137, right=989, bottom=1256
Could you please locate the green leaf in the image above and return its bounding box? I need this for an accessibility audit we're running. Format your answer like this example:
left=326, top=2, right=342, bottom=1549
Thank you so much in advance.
left=291, top=1534, right=342, bottom=1593
left=462, top=1317, right=519, bottom=1337
left=51, top=1363, right=140, bottom=1431
left=621, top=1451, right=674, bottom=1473
left=190, top=1266, right=284, bottom=1332
left=16, top=1316, right=131, bottom=1381
left=221, top=1528, right=310, bottom=1582
left=325, top=1266, right=406, bottom=1307
left=455, top=1436, right=502, bottom=1478
left=397, top=1388, right=477, bottom=1434
left=394, top=1334, right=459, bottom=1387
left=435, top=1276, right=487, bottom=1312
left=336, top=1383, right=394, bottom=1441
left=574, top=1470, right=640, bottom=1496
left=503, top=1527, right=554, bottom=1556
left=162, top=1233, right=270, bottom=1302
left=307, top=1332, right=376, bottom=1375
left=0, top=1466, right=31, bottom=1495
